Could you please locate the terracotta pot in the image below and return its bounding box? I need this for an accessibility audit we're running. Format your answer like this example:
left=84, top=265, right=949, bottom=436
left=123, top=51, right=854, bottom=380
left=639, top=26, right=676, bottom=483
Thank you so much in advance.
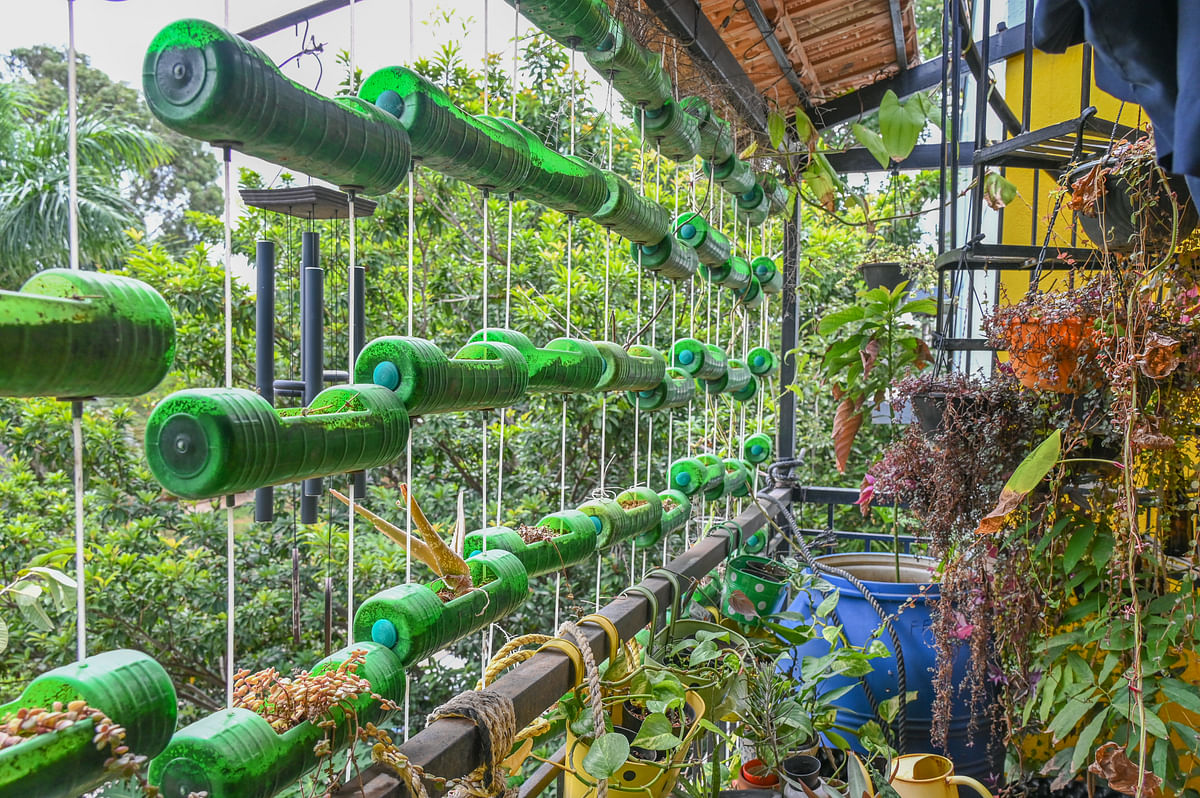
left=736, top=759, right=780, bottom=790
left=999, top=316, right=1096, bottom=393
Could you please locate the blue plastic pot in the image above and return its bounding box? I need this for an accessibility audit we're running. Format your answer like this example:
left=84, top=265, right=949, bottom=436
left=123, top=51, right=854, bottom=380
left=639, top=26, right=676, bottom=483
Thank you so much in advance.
left=781, top=553, right=1000, bottom=782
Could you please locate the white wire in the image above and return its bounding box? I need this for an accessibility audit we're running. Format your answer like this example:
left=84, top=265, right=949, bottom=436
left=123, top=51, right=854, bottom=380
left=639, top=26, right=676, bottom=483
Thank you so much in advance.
left=345, top=0, right=359, bottom=649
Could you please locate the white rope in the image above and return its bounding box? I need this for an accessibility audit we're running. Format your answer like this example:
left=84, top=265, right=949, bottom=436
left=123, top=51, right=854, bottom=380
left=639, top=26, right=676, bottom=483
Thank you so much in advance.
left=403, top=0, right=416, bottom=742
left=496, top=1, right=519, bottom=526
left=345, top=0, right=359, bottom=649
left=480, top=0, right=492, bottom=689
left=66, top=0, right=87, bottom=664
left=595, top=78, right=615, bottom=613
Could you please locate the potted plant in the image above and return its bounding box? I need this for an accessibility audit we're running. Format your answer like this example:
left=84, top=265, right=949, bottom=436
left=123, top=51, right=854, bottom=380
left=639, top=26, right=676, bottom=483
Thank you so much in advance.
left=1064, top=134, right=1198, bottom=252
left=818, top=283, right=936, bottom=473
left=856, top=243, right=936, bottom=295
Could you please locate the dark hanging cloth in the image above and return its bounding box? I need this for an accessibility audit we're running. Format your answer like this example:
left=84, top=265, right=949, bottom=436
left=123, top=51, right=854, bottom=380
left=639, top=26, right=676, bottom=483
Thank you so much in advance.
left=1032, top=0, right=1200, bottom=200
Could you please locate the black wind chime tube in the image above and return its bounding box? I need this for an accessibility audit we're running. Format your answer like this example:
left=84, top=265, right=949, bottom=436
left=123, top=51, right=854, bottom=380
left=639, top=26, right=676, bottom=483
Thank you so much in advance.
left=254, top=239, right=276, bottom=523
left=778, top=199, right=801, bottom=463
left=301, top=230, right=324, bottom=524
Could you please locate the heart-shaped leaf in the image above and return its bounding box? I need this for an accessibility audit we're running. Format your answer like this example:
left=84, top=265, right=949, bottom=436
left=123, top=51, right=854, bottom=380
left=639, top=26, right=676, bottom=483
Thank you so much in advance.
left=852, top=123, right=890, bottom=169
left=878, top=89, right=925, bottom=161
left=582, top=732, right=630, bottom=779
left=631, top=713, right=683, bottom=751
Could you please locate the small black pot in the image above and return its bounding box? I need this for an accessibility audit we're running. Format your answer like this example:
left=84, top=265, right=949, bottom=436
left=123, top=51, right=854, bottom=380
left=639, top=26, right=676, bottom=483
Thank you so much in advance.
left=1067, top=158, right=1199, bottom=251
left=911, top=391, right=982, bottom=433
left=782, top=755, right=822, bottom=789
left=858, top=262, right=905, bottom=292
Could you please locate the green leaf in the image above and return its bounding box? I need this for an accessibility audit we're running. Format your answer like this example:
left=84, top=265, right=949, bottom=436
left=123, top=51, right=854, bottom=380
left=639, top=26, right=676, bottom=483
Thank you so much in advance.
left=0, top=616, right=7, bottom=655
left=852, top=124, right=890, bottom=169
left=818, top=306, right=866, bottom=335
left=1062, top=528, right=1093, bottom=574
left=18, top=599, right=52, bottom=632
left=1159, top=678, right=1200, bottom=715
left=631, top=713, right=683, bottom=751
left=899, top=298, right=937, bottom=316
left=1006, top=430, right=1062, bottom=494
left=769, top=111, right=787, bottom=150
left=1048, top=690, right=1096, bottom=742
left=878, top=90, right=924, bottom=161
left=815, top=591, right=838, bottom=618
left=582, top=732, right=630, bottom=779
left=1069, top=708, right=1109, bottom=775
left=983, top=171, right=1019, bottom=209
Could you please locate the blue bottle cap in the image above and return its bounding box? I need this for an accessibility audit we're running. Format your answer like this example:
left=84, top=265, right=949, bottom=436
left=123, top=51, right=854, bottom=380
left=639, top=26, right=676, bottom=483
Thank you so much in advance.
left=373, top=360, right=401, bottom=390
left=371, top=618, right=399, bottom=648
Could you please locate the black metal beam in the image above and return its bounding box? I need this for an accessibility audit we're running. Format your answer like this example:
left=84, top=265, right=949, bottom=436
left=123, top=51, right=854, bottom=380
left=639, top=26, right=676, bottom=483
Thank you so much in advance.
left=238, top=0, right=358, bottom=41
left=333, top=487, right=793, bottom=798
left=639, top=0, right=770, bottom=135
left=887, top=0, right=909, bottom=71
left=778, top=199, right=800, bottom=463
left=955, top=5, right=1023, bottom=138
left=824, top=141, right=975, bottom=172
left=811, top=22, right=1027, bottom=131
left=741, top=0, right=811, bottom=106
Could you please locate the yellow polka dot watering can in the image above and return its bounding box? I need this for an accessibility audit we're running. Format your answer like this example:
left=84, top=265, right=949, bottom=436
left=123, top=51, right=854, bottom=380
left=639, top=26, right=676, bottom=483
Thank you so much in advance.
left=889, top=754, right=992, bottom=798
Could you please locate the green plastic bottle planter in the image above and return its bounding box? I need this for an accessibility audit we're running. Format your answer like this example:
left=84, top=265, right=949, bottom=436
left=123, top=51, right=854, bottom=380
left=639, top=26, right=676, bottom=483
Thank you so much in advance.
left=656, top=488, right=691, bottom=542
left=590, top=171, right=670, bottom=245
left=634, top=100, right=701, bottom=162
left=703, top=155, right=756, bottom=196
left=149, top=643, right=403, bottom=798
left=701, top=256, right=752, bottom=293
left=746, top=346, right=778, bottom=378
left=355, top=336, right=529, bottom=414
left=616, top=486, right=663, bottom=548
left=586, top=21, right=672, bottom=108
left=145, top=384, right=409, bottom=500
left=732, top=374, right=759, bottom=403
left=723, top=458, right=752, bottom=498
left=678, top=97, right=734, bottom=162
left=0, top=269, right=176, bottom=399
left=503, top=0, right=613, bottom=50
left=355, top=550, right=529, bottom=669
left=628, top=366, right=695, bottom=411
left=722, top=554, right=789, bottom=626
left=145, top=20, right=409, bottom=195
left=667, top=457, right=709, bottom=498
left=490, top=118, right=609, bottom=216
left=357, top=68, right=529, bottom=194
left=592, top=342, right=666, bottom=392
left=759, top=173, right=788, bottom=216
left=750, top=256, right=784, bottom=294
left=670, top=338, right=727, bottom=382
left=738, top=275, right=764, bottom=308
left=673, top=213, right=731, bottom=266
left=742, top=432, right=773, bottom=465
left=630, top=236, right=699, bottom=281
left=469, top=328, right=604, bottom=393
left=577, top=496, right=627, bottom=549
left=0, top=650, right=177, bottom=798
left=462, top=511, right=597, bottom=577
left=705, top=358, right=751, bottom=396
left=696, top=453, right=726, bottom=502
left=740, top=527, right=768, bottom=554
left=736, top=184, right=770, bottom=227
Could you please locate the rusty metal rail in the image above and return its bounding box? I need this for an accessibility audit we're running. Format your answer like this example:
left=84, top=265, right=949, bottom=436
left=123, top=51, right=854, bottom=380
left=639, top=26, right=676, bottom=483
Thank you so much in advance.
left=335, top=485, right=791, bottom=798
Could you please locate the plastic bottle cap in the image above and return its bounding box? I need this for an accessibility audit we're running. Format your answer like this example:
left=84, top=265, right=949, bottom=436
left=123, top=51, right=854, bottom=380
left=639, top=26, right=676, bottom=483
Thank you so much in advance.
left=590, top=515, right=603, bottom=533
left=596, top=34, right=615, bottom=52
left=678, top=349, right=695, bottom=365
left=373, top=360, right=401, bottom=390
left=750, top=445, right=764, bottom=456
left=640, top=243, right=660, bottom=256
left=375, top=89, right=405, bottom=118
left=747, top=534, right=759, bottom=547
left=644, top=106, right=665, bottom=119
left=638, top=389, right=656, bottom=399
left=675, top=471, right=691, bottom=487
left=469, top=550, right=481, bottom=559
left=371, top=619, right=399, bottom=648
left=753, top=355, right=766, bottom=368
left=679, top=223, right=697, bottom=240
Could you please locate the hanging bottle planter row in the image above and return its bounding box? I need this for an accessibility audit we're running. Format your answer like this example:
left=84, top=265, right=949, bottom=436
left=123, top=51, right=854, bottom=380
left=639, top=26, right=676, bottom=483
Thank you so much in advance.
left=705, top=154, right=757, bottom=196
left=631, top=236, right=700, bottom=282
left=723, top=457, right=752, bottom=497
left=671, top=337, right=728, bottom=382
left=736, top=184, right=771, bottom=227
left=759, top=174, right=789, bottom=216
left=579, top=487, right=662, bottom=549
left=586, top=19, right=673, bottom=108
left=0, top=650, right=177, bottom=798
left=667, top=450, right=757, bottom=503
left=752, top=256, right=784, bottom=294
left=144, top=384, right=410, bottom=501
left=746, top=346, right=778, bottom=377
left=144, top=20, right=410, bottom=196
left=633, top=100, right=702, bottom=162
left=502, top=0, right=613, bottom=51
left=743, top=432, right=773, bottom=464
left=0, top=269, right=176, bottom=400
left=673, top=212, right=731, bottom=266
left=702, top=255, right=752, bottom=293
left=492, top=117, right=610, bottom=216
left=594, top=342, right=667, bottom=392
left=679, top=97, right=734, bottom=163
left=355, top=550, right=529, bottom=669
left=463, top=509, right=598, bottom=578
left=148, top=642, right=405, bottom=798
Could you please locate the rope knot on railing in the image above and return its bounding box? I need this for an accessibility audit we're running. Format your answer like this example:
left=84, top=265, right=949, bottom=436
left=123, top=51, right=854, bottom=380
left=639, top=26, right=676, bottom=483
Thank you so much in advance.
left=428, top=691, right=519, bottom=798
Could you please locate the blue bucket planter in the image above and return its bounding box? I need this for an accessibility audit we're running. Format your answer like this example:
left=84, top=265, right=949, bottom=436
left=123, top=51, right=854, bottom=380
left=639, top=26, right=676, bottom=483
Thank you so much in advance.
left=780, top=553, right=1000, bottom=783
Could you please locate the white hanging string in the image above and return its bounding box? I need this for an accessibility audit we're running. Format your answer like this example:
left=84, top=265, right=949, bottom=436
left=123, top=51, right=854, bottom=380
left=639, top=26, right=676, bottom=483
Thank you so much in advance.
left=480, top=0, right=492, bottom=689
left=345, top=0, right=358, bottom=651
left=66, top=0, right=86, bottom=663
left=404, top=0, right=416, bottom=741
left=221, top=0, right=236, bottom=710
left=596, top=78, right=615, bottom=613
left=496, top=1, right=520, bottom=527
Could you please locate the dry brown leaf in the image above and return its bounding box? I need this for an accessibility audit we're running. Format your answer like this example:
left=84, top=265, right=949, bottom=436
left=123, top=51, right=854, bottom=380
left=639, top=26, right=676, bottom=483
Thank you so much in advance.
left=1131, top=419, right=1175, bottom=452
left=1068, top=163, right=1111, bottom=216
left=400, top=484, right=473, bottom=597
left=915, top=339, right=933, bottom=369
left=503, top=738, right=534, bottom=776
left=833, top=397, right=865, bottom=474
left=974, top=487, right=1028, bottom=535
left=1138, top=333, right=1182, bottom=379
left=727, top=588, right=760, bottom=619
left=860, top=338, right=880, bottom=378
left=1088, top=742, right=1162, bottom=798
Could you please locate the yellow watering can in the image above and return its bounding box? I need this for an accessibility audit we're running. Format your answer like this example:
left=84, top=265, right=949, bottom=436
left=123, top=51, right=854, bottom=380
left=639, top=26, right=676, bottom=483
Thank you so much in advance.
left=889, top=754, right=992, bottom=798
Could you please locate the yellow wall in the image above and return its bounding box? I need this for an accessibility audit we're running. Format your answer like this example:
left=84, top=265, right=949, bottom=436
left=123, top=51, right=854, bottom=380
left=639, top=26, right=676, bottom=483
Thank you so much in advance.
left=997, top=46, right=1130, bottom=297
